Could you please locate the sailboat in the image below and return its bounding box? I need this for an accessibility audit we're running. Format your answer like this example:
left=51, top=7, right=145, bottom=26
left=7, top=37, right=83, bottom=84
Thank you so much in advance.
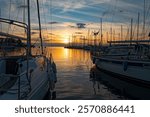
left=90, top=1, right=150, bottom=99
left=91, top=39, right=150, bottom=99
left=0, top=0, right=57, bottom=99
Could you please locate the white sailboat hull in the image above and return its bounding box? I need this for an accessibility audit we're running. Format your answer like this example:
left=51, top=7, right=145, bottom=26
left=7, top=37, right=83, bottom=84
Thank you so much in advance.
left=91, top=56, right=150, bottom=99
left=92, top=56, right=150, bottom=87
left=0, top=56, right=56, bottom=100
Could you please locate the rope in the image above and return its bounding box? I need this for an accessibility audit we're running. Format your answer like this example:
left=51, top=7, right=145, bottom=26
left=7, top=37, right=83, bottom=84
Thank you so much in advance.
left=41, top=0, right=49, bottom=39
left=0, top=8, right=2, bottom=32
left=11, top=0, right=20, bottom=35
left=7, top=0, right=12, bottom=34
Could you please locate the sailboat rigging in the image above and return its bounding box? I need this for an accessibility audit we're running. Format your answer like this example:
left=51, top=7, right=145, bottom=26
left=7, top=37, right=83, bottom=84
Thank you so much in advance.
left=0, top=0, right=57, bottom=100
left=90, top=0, right=150, bottom=99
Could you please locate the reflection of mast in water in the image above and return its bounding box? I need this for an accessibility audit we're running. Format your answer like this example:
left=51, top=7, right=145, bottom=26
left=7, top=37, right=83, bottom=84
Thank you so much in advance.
left=85, top=53, right=92, bottom=71
left=90, top=67, right=101, bottom=95
left=92, top=80, right=96, bottom=95
left=68, top=48, right=92, bottom=70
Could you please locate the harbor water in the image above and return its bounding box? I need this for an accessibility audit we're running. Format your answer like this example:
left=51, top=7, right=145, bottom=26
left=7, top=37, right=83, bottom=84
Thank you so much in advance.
left=2, top=47, right=148, bottom=99
left=46, top=47, right=129, bottom=100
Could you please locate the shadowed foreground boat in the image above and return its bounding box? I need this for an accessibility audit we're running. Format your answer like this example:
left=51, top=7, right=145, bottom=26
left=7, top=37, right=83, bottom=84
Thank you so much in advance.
left=0, top=0, right=57, bottom=100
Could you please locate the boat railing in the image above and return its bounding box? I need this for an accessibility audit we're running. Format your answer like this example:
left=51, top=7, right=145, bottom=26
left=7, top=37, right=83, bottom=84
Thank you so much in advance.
left=0, top=17, right=28, bottom=54
left=0, top=17, right=27, bottom=30
left=0, top=18, right=27, bottom=40
left=0, top=71, right=27, bottom=77
left=107, top=40, right=150, bottom=44
left=94, top=55, right=150, bottom=64
left=0, top=71, right=31, bottom=99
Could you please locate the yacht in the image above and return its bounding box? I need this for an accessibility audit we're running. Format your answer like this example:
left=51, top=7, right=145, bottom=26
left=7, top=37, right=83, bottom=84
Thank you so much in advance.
left=91, top=40, right=150, bottom=88
left=0, top=0, right=57, bottom=100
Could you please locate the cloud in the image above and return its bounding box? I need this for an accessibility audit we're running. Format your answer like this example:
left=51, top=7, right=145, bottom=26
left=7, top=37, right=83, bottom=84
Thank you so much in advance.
left=51, top=0, right=86, bottom=12
left=17, top=5, right=28, bottom=9
left=52, top=14, right=85, bottom=22
left=76, top=23, right=86, bottom=28
left=1, top=0, right=146, bottom=24
left=0, top=0, right=149, bottom=44
left=68, top=23, right=86, bottom=29
left=48, top=21, right=60, bottom=24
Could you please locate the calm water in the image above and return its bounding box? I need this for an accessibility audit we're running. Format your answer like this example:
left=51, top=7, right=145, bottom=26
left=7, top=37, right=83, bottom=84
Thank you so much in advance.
left=47, top=47, right=127, bottom=100
left=1, top=47, right=149, bottom=99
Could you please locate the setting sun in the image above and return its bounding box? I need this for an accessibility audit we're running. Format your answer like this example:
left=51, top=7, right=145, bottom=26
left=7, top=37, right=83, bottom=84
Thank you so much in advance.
left=62, top=33, right=70, bottom=44
left=63, top=38, right=70, bottom=44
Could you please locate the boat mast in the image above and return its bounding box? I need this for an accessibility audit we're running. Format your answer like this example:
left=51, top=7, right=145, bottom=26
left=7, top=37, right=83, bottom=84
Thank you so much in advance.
left=130, top=18, right=133, bottom=45
left=27, top=0, right=31, bottom=56
left=110, top=27, right=112, bottom=41
left=100, top=18, right=103, bottom=45
left=106, top=32, right=108, bottom=43
left=143, top=0, right=146, bottom=39
left=87, top=29, right=90, bottom=45
left=113, top=29, right=115, bottom=41
left=121, top=25, right=123, bottom=40
left=137, top=12, right=140, bottom=41
left=23, top=0, right=26, bottom=35
left=37, top=0, right=44, bottom=54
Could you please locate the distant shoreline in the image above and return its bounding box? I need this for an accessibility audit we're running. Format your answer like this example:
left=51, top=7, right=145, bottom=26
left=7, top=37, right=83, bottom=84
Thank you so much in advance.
left=33, top=43, right=67, bottom=47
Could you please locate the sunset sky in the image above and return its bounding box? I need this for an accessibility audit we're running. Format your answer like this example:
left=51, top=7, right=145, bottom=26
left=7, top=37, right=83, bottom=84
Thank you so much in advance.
left=0, top=0, right=150, bottom=45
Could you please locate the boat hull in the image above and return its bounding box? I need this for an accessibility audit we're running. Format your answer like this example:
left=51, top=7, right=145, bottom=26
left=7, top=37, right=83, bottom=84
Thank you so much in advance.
left=91, top=56, right=150, bottom=98
left=92, top=56, right=150, bottom=83
left=93, top=68, right=150, bottom=99
left=0, top=56, right=56, bottom=100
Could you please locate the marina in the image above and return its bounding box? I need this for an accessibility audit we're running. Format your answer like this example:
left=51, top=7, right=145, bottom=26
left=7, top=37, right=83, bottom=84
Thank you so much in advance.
left=0, top=0, right=150, bottom=100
